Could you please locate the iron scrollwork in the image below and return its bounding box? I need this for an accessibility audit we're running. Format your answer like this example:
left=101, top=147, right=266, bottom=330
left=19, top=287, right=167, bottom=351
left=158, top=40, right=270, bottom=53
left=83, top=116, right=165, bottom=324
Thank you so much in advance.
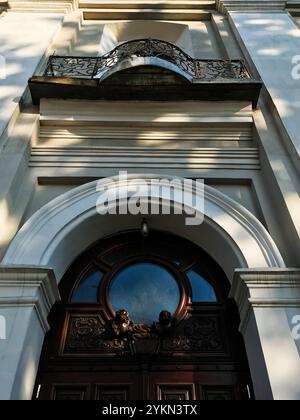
left=44, top=38, right=251, bottom=82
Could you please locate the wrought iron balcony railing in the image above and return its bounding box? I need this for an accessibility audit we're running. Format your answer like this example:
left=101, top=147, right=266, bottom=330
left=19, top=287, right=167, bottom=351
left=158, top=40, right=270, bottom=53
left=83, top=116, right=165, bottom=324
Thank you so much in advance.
left=44, top=38, right=251, bottom=82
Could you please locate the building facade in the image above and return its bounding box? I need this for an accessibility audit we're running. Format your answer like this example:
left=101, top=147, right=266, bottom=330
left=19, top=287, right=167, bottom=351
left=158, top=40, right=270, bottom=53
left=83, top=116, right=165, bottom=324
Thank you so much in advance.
left=0, top=0, right=300, bottom=400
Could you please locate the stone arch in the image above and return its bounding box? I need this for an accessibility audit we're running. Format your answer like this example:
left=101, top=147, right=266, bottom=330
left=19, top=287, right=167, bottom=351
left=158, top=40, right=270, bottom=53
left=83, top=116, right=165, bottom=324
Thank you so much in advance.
left=2, top=175, right=285, bottom=283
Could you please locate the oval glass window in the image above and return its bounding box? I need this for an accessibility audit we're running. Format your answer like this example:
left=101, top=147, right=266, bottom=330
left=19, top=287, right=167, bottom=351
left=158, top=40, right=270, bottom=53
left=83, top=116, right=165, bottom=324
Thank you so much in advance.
left=109, top=262, right=180, bottom=324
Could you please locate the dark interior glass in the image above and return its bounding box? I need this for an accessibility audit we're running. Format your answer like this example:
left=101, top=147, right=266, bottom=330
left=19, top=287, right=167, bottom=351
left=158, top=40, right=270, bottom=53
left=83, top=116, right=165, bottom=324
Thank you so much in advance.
left=187, top=269, right=217, bottom=302
left=109, top=262, right=180, bottom=324
left=72, top=270, right=103, bottom=303
left=102, top=241, right=182, bottom=266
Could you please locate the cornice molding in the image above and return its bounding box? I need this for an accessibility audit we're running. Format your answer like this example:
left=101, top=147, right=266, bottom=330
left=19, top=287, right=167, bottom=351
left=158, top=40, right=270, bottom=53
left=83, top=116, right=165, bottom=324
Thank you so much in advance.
left=4, top=0, right=78, bottom=13
left=230, top=268, right=300, bottom=334
left=287, top=1, right=300, bottom=15
left=217, top=0, right=287, bottom=13
left=0, top=266, right=60, bottom=332
left=2, top=0, right=294, bottom=14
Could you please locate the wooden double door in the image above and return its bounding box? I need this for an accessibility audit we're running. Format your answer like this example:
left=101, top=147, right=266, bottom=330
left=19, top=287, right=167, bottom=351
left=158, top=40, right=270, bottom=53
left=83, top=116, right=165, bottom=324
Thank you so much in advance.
left=35, top=303, right=253, bottom=401
left=34, top=232, right=253, bottom=401
left=37, top=364, right=250, bottom=401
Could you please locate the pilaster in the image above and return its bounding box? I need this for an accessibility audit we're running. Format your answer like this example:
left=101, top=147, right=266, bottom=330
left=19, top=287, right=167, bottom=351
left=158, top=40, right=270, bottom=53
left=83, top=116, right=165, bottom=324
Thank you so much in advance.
left=231, top=268, right=300, bottom=400
left=0, top=267, right=60, bottom=400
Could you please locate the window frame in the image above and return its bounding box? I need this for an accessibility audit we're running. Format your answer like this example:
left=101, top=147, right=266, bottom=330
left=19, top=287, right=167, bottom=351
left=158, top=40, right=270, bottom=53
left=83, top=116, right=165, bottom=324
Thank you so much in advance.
left=61, top=231, right=229, bottom=325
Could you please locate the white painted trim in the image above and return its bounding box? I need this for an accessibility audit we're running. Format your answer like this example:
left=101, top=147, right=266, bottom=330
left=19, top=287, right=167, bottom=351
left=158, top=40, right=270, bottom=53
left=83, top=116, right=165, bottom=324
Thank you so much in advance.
left=2, top=175, right=285, bottom=281
left=0, top=266, right=60, bottom=333
left=231, top=268, right=300, bottom=333
left=230, top=268, right=300, bottom=400
left=6, top=0, right=77, bottom=13
left=29, top=147, right=260, bottom=170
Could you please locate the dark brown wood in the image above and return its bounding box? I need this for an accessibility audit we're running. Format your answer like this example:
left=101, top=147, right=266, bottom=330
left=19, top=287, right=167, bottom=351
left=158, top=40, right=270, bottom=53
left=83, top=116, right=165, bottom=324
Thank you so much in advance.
left=34, top=231, right=254, bottom=401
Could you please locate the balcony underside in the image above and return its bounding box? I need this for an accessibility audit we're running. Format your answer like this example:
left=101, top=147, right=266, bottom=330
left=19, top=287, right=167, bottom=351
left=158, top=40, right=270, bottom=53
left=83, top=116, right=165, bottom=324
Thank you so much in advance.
left=29, top=67, right=262, bottom=107
left=29, top=40, right=262, bottom=106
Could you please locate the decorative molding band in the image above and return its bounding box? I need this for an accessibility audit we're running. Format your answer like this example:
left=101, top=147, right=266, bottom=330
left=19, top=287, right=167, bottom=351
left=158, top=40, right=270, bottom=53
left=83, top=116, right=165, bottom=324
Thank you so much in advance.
left=29, top=147, right=260, bottom=170
left=0, top=266, right=60, bottom=332
left=38, top=124, right=253, bottom=150
left=2, top=0, right=292, bottom=14
left=230, top=268, right=300, bottom=334
left=249, top=298, right=300, bottom=307
left=82, top=9, right=211, bottom=21
left=5, top=0, right=78, bottom=13
left=234, top=268, right=300, bottom=285
left=40, top=99, right=254, bottom=121
left=288, top=2, right=300, bottom=15
left=79, top=0, right=216, bottom=10
left=217, top=0, right=286, bottom=13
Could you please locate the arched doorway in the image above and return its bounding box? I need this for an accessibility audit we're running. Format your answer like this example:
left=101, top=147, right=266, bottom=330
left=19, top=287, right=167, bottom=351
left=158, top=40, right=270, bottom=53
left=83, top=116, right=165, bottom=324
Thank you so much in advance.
left=34, top=231, right=253, bottom=400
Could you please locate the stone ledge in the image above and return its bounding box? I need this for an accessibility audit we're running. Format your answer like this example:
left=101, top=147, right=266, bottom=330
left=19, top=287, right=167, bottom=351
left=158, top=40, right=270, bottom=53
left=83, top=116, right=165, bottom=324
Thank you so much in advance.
left=80, top=0, right=216, bottom=10
left=5, top=0, right=77, bottom=13
left=230, top=268, right=300, bottom=334
left=0, top=266, right=60, bottom=332
left=83, top=8, right=211, bottom=20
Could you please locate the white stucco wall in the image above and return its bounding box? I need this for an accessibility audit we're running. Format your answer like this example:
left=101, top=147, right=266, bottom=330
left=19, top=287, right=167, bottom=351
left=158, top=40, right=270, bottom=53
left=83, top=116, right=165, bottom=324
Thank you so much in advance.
left=0, top=12, right=63, bottom=144
left=229, top=13, right=300, bottom=162
left=70, top=19, right=223, bottom=58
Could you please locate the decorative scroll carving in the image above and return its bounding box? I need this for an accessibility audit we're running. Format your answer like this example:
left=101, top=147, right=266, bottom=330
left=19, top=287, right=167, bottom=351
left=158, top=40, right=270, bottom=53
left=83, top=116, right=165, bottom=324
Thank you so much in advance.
left=65, top=315, right=128, bottom=354
left=64, top=312, right=223, bottom=356
left=162, top=316, right=223, bottom=352
left=44, top=38, right=251, bottom=82
left=131, top=323, right=153, bottom=340
left=66, top=316, right=106, bottom=350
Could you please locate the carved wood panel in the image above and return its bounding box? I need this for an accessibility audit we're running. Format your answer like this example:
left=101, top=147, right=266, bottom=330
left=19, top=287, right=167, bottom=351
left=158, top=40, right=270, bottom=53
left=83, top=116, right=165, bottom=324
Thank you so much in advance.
left=52, top=385, right=87, bottom=400
left=64, top=314, right=129, bottom=355
left=157, top=384, right=196, bottom=401
left=96, top=385, right=130, bottom=401
left=34, top=232, right=253, bottom=401
left=161, top=314, right=224, bottom=353
left=202, top=386, right=234, bottom=401
left=62, top=311, right=225, bottom=357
